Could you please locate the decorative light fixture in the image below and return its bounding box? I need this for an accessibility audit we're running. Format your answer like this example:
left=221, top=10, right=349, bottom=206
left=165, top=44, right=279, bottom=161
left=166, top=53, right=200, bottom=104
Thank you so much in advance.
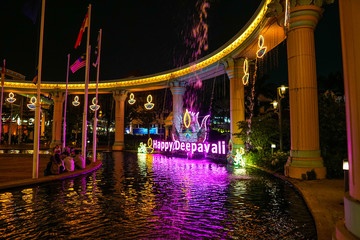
left=256, top=35, right=267, bottom=58
left=183, top=109, right=191, bottom=129
left=72, top=96, right=80, bottom=106
left=128, top=93, right=136, bottom=105
left=271, top=100, right=278, bottom=109
left=138, top=142, right=147, bottom=154
left=27, top=97, right=36, bottom=110
left=144, top=94, right=154, bottom=110
left=279, top=85, right=288, bottom=98
left=89, top=97, right=100, bottom=111
left=6, top=92, right=16, bottom=103
left=147, top=137, right=154, bottom=153
left=234, top=147, right=246, bottom=167
left=242, top=58, right=249, bottom=85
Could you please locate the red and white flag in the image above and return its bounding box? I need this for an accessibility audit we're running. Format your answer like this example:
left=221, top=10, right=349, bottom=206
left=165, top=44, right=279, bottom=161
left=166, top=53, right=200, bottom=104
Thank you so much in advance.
left=74, top=13, right=88, bottom=49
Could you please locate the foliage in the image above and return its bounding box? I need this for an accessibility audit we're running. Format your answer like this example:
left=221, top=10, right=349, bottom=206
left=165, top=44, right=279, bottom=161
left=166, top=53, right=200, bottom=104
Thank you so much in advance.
left=235, top=112, right=279, bottom=155
left=318, top=91, right=347, bottom=178
left=245, top=150, right=289, bottom=174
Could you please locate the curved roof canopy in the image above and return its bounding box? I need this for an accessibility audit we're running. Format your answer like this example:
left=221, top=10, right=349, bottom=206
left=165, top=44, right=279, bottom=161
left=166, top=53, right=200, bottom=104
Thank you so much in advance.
left=4, top=0, right=285, bottom=94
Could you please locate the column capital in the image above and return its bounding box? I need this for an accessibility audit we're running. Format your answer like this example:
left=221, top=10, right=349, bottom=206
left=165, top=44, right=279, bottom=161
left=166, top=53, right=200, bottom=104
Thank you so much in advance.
left=170, top=80, right=186, bottom=95
left=50, top=91, right=65, bottom=103
left=225, top=58, right=246, bottom=80
left=112, top=89, right=128, bottom=102
left=169, top=79, right=187, bottom=88
left=268, top=1, right=331, bottom=30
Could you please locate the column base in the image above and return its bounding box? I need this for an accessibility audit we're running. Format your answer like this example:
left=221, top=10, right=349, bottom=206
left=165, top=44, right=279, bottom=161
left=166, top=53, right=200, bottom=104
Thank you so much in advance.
left=335, top=219, right=360, bottom=240
left=285, top=153, right=326, bottom=179
left=112, top=141, right=124, bottom=151
left=334, top=193, right=360, bottom=239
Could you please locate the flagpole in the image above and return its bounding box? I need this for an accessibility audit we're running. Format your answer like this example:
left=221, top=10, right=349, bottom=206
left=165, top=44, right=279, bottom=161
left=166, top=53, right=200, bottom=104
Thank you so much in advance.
left=0, top=59, right=5, bottom=145
left=63, top=54, right=70, bottom=149
left=93, top=29, right=102, bottom=163
left=33, top=0, right=46, bottom=179
left=82, top=4, right=91, bottom=168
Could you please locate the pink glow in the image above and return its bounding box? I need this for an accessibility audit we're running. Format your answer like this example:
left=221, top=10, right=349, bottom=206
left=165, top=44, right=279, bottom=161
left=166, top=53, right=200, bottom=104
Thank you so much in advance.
left=153, top=140, right=226, bottom=155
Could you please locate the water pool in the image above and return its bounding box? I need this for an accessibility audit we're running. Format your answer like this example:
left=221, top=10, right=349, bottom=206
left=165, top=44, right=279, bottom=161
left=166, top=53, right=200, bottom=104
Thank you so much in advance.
left=0, top=152, right=316, bottom=239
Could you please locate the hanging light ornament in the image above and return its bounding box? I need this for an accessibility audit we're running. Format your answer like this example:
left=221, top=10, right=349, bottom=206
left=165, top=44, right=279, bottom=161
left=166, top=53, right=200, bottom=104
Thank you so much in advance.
left=6, top=92, right=16, bottom=104
left=242, top=58, right=249, bottom=85
left=72, top=96, right=80, bottom=106
left=144, top=94, right=154, bottom=110
left=256, top=35, right=267, bottom=58
left=89, top=97, right=100, bottom=111
left=128, top=93, right=136, bottom=105
left=27, top=96, right=36, bottom=110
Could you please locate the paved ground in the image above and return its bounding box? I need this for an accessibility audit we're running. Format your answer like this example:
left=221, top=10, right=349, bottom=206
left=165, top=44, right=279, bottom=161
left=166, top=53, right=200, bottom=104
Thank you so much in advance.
left=289, top=178, right=345, bottom=240
left=0, top=154, right=50, bottom=183
left=0, top=149, right=345, bottom=240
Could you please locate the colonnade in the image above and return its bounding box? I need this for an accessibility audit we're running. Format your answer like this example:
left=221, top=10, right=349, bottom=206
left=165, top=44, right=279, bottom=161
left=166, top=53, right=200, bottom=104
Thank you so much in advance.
left=26, top=2, right=360, bottom=237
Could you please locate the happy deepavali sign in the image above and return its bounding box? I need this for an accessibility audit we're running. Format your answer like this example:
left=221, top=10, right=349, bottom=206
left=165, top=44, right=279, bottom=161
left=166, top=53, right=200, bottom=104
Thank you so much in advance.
left=153, top=140, right=227, bottom=155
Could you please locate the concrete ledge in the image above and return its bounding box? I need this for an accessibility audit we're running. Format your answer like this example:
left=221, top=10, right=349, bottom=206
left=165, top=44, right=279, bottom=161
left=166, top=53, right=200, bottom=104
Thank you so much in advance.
left=335, top=219, right=359, bottom=240
left=249, top=163, right=344, bottom=240
left=0, top=161, right=102, bottom=191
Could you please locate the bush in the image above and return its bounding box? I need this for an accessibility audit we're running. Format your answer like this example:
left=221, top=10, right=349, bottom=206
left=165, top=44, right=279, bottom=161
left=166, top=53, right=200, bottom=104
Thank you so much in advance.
left=245, top=150, right=289, bottom=174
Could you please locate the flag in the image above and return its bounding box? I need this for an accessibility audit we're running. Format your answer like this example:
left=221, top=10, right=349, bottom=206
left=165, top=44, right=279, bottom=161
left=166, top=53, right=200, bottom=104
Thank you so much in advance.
left=32, top=73, right=38, bottom=85
left=70, top=55, right=86, bottom=73
left=22, top=0, right=41, bottom=24
left=92, top=33, right=100, bottom=68
left=1, top=59, right=5, bottom=85
left=75, top=13, right=88, bottom=49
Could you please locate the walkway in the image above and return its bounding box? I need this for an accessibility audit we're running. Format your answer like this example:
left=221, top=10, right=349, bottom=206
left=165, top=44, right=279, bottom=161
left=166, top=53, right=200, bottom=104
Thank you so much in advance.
left=0, top=153, right=102, bottom=190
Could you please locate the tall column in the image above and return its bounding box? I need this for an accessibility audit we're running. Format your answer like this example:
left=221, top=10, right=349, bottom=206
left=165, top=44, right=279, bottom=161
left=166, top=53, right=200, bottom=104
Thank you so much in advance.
left=226, top=58, right=245, bottom=150
left=336, top=1, right=360, bottom=239
left=170, top=80, right=186, bottom=139
left=285, top=5, right=326, bottom=179
left=112, top=90, right=127, bottom=151
left=50, top=91, right=65, bottom=148
left=41, top=112, right=45, bottom=137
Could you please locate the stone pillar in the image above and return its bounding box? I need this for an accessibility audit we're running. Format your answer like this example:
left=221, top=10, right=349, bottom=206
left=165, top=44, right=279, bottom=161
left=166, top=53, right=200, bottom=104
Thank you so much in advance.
left=226, top=58, right=245, bottom=150
left=41, top=112, right=45, bottom=137
left=285, top=5, right=326, bottom=179
left=112, top=90, right=127, bottom=151
left=170, top=80, right=186, bottom=139
left=50, top=92, right=65, bottom=148
left=335, top=1, right=360, bottom=239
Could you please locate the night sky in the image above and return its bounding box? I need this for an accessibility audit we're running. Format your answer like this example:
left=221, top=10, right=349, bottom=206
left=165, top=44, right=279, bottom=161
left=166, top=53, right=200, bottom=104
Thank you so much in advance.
left=1, top=0, right=342, bottom=84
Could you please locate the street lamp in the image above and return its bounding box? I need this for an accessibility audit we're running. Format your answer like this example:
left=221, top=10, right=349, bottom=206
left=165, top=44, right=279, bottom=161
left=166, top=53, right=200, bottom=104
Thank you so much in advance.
left=271, top=85, right=288, bottom=152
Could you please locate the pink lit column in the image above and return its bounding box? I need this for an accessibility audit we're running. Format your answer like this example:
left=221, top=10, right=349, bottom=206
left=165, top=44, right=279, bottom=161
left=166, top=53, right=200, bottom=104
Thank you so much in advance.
left=112, top=90, right=128, bottom=151
left=50, top=91, right=65, bottom=148
left=226, top=58, right=245, bottom=150
left=170, top=80, right=186, bottom=138
left=335, top=1, right=360, bottom=239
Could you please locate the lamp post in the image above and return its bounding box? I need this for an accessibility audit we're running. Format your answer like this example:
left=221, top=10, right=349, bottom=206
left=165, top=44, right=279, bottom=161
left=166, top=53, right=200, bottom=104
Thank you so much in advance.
left=271, top=85, right=287, bottom=152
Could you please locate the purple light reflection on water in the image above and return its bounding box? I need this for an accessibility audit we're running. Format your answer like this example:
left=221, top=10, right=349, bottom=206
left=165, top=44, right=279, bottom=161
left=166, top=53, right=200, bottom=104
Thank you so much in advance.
left=0, top=152, right=316, bottom=239
left=148, top=154, right=230, bottom=238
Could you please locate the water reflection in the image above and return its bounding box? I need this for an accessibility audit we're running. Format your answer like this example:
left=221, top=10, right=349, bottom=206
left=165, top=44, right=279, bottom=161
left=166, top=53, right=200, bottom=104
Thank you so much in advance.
left=0, top=152, right=316, bottom=239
